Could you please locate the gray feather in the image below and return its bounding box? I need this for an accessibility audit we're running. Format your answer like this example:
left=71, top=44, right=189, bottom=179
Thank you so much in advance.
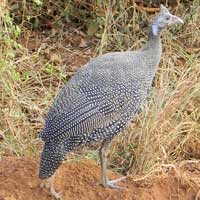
left=39, top=11, right=165, bottom=179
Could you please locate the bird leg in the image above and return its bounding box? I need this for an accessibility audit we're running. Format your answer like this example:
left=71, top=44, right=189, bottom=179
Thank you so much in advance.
left=40, top=174, right=62, bottom=200
left=99, top=138, right=126, bottom=189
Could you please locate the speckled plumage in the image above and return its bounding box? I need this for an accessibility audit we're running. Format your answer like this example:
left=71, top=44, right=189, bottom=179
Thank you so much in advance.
left=39, top=5, right=183, bottom=182
left=39, top=37, right=162, bottom=179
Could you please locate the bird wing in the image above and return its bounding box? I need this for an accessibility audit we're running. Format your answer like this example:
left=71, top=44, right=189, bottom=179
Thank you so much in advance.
left=40, top=92, right=122, bottom=142
left=40, top=52, right=144, bottom=143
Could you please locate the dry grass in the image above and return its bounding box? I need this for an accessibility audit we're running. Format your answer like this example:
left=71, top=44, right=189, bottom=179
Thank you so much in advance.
left=109, top=2, right=200, bottom=174
left=0, top=0, right=199, bottom=184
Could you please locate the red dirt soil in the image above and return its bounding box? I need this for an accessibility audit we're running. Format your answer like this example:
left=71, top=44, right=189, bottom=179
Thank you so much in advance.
left=0, top=157, right=199, bottom=200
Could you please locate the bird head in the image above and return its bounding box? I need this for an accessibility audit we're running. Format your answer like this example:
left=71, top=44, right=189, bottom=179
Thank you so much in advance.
left=151, top=4, right=184, bottom=36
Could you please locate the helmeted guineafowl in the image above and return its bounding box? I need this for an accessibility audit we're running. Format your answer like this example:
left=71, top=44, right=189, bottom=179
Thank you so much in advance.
left=39, top=4, right=183, bottom=199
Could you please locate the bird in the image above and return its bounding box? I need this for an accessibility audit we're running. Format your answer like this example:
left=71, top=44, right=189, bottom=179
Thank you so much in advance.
left=39, top=4, right=183, bottom=200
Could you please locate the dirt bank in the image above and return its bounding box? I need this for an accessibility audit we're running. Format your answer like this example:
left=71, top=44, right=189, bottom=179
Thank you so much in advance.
left=0, top=157, right=199, bottom=200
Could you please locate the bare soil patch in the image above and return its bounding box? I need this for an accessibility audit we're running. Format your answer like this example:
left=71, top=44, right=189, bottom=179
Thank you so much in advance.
left=0, top=157, right=199, bottom=200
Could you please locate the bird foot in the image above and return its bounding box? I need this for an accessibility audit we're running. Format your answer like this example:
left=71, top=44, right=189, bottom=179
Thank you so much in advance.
left=50, top=190, right=62, bottom=200
left=98, top=176, right=126, bottom=190
left=40, top=182, right=62, bottom=200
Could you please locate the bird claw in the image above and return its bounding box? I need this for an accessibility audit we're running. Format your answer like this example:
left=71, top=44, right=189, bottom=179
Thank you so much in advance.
left=40, top=182, right=62, bottom=200
left=98, top=176, right=126, bottom=190
left=109, top=176, right=126, bottom=184
left=51, top=191, right=62, bottom=200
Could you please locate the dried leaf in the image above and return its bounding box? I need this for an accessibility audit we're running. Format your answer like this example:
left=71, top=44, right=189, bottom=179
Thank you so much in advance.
left=137, top=6, right=160, bottom=13
left=50, top=53, right=62, bottom=64
left=87, top=21, right=99, bottom=36
left=79, top=38, right=87, bottom=48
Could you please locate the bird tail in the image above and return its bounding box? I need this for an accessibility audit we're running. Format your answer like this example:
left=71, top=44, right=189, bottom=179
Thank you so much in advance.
left=39, top=140, right=66, bottom=179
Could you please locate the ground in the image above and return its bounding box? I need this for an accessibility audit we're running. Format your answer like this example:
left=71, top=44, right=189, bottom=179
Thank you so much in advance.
left=0, top=2, right=199, bottom=200
left=0, top=157, right=199, bottom=200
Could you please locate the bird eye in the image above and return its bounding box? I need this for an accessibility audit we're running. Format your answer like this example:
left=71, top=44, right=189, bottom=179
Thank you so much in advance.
left=165, top=15, right=171, bottom=20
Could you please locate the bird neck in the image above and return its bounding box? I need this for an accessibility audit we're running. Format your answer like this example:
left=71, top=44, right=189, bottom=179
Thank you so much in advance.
left=141, top=23, right=162, bottom=53
left=145, top=24, right=162, bottom=49
left=140, top=24, right=162, bottom=74
left=142, top=26, right=162, bottom=52
left=150, top=23, right=162, bottom=37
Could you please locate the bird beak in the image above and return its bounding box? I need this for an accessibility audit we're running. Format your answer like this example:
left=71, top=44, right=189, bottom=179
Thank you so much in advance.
left=170, top=15, right=184, bottom=24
